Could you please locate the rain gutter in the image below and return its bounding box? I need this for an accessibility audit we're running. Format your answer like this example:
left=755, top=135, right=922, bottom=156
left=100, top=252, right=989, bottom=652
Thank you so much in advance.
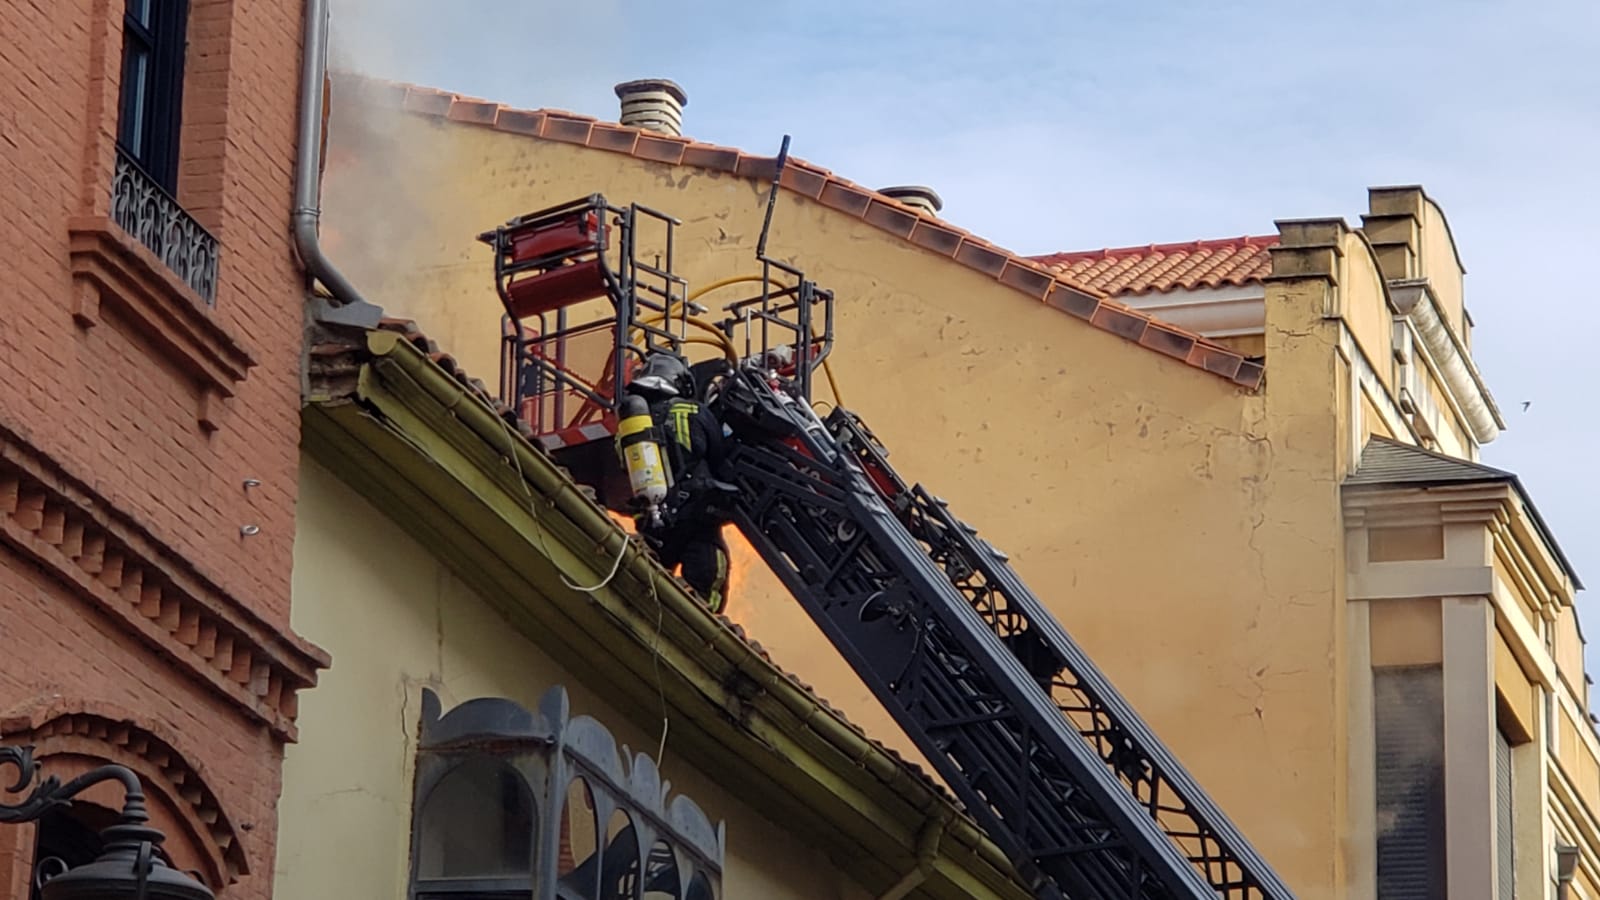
left=325, top=329, right=1030, bottom=898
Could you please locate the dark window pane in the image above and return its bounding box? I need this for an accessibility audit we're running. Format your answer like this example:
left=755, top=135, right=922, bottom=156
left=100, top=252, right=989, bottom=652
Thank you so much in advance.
left=1374, top=666, right=1446, bottom=900
left=30, top=808, right=102, bottom=900
left=118, top=48, right=149, bottom=151
left=116, top=0, right=187, bottom=192
left=642, top=840, right=681, bottom=900
left=1496, top=728, right=1514, bottom=899
left=417, top=758, right=535, bottom=879
left=685, top=873, right=716, bottom=900
left=600, top=810, right=640, bottom=900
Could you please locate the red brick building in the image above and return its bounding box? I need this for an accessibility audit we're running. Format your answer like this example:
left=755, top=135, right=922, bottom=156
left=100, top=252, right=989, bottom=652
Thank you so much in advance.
left=0, top=1, right=327, bottom=896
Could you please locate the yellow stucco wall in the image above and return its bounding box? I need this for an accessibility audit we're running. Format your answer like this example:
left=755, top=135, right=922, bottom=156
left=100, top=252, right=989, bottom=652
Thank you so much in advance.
left=1338, top=237, right=1396, bottom=401
left=320, top=92, right=1358, bottom=896
left=1557, top=608, right=1587, bottom=698
left=1417, top=197, right=1467, bottom=338
left=275, top=458, right=867, bottom=900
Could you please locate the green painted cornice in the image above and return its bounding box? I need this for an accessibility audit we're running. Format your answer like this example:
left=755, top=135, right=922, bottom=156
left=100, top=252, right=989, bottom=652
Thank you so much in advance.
left=301, top=328, right=1030, bottom=900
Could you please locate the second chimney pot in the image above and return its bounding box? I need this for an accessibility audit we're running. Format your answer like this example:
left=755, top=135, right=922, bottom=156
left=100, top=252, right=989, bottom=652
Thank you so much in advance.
left=878, top=185, right=944, bottom=216
left=614, top=79, right=689, bottom=137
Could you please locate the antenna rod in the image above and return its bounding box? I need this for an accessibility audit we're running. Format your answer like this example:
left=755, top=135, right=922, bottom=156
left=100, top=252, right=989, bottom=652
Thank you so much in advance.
left=755, top=134, right=791, bottom=260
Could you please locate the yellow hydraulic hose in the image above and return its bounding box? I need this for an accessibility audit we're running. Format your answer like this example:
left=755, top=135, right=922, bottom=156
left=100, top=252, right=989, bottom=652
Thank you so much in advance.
left=673, top=335, right=740, bottom=363
left=822, top=356, right=846, bottom=408
left=632, top=312, right=739, bottom=360
left=636, top=273, right=850, bottom=406
left=686, top=273, right=792, bottom=304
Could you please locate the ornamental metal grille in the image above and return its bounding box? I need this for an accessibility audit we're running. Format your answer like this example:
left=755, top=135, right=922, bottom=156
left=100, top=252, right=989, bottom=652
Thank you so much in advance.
left=111, top=147, right=219, bottom=304
left=409, top=686, right=724, bottom=900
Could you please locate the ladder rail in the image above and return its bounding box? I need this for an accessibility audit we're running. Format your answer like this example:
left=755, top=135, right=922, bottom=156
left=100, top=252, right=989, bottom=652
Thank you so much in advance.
left=827, top=408, right=1295, bottom=900
left=718, top=373, right=1232, bottom=900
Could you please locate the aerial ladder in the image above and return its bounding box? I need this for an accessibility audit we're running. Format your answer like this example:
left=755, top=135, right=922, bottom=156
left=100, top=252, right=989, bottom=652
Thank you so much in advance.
left=477, top=144, right=1298, bottom=900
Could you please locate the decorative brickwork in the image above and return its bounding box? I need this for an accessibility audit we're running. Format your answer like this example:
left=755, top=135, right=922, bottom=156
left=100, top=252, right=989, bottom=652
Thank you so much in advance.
left=1, top=1, right=325, bottom=896
left=0, top=701, right=252, bottom=889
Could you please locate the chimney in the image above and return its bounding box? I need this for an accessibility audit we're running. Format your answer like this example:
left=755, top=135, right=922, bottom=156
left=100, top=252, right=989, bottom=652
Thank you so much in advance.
left=614, top=79, right=688, bottom=136
left=878, top=185, right=943, bottom=217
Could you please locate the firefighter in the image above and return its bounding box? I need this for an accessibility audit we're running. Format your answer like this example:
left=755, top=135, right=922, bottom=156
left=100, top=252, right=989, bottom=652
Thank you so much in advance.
left=623, top=351, right=736, bottom=614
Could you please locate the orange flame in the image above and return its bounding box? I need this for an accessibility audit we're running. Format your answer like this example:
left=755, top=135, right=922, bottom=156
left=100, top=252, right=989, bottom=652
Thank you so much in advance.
left=603, top=511, right=764, bottom=627
left=718, top=526, right=763, bottom=629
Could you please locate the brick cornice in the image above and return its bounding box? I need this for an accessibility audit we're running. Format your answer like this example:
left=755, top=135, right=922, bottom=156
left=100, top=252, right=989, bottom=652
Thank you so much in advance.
left=66, top=216, right=255, bottom=431
left=0, top=427, right=328, bottom=741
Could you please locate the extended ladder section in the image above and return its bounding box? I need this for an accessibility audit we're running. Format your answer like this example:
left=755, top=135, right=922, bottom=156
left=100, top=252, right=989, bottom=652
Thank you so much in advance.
left=481, top=190, right=1295, bottom=900
left=710, top=371, right=1295, bottom=900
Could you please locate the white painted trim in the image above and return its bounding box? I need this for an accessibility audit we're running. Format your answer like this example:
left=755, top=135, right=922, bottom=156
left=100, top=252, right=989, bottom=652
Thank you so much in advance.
left=1347, top=600, right=1378, bottom=900
left=1397, top=312, right=1477, bottom=459
left=1122, top=284, right=1266, bottom=309
left=1117, top=286, right=1265, bottom=338
left=1494, top=574, right=1561, bottom=691
left=1349, top=562, right=1495, bottom=600
left=1390, top=280, right=1502, bottom=444
left=1548, top=767, right=1600, bottom=895
left=1443, top=595, right=1496, bottom=899
left=1338, top=325, right=1420, bottom=448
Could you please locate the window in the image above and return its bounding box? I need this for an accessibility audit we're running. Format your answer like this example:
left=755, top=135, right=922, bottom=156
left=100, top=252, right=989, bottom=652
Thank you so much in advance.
left=117, top=0, right=190, bottom=193
left=27, top=803, right=153, bottom=899
left=1374, top=666, right=1446, bottom=900
left=409, top=688, right=723, bottom=900
left=414, top=756, right=535, bottom=898
left=1496, top=728, right=1515, bottom=899
left=30, top=807, right=103, bottom=900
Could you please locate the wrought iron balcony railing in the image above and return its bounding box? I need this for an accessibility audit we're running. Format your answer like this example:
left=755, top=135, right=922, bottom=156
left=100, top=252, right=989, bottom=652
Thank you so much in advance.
left=111, top=148, right=220, bottom=304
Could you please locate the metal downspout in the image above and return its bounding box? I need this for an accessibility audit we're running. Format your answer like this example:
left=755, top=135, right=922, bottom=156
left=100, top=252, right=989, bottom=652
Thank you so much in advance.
left=877, top=816, right=946, bottom=900
left=293, top=0, right=382, bottom=328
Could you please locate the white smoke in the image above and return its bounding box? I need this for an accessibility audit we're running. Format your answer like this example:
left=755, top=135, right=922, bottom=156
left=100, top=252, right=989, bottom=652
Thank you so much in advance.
left=326, top=0, right=633, bottom=114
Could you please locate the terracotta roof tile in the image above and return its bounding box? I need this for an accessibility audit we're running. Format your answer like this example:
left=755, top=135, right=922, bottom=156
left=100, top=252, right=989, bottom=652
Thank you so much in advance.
left=541, top=114, right=595, bottom=145
left=330, top=72, right=1265, bottom=392
left=908, top=219, right=966, bottom=256
left=445, top=97, right=499, bottom=125
left=1031, top=236, right=1277, bottom=297
left=1044, top=284, right=1101, bottom=320
left=493, top=108, right=545, bottom=137
left=588, top=122, right=640, bottom=154
left=680, top=143, right=741, bottom=173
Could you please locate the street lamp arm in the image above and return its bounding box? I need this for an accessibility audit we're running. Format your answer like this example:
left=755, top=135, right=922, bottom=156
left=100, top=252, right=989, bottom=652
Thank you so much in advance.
left=0, top=746, right=147, bottom=826
left=0, top=745, right=214, bottom=899
left=0, top=745, right=68, bottom=825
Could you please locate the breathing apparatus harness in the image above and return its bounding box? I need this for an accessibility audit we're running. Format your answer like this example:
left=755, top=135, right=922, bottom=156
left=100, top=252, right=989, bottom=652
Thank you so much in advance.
left=616, top=353, right=737, bottom=535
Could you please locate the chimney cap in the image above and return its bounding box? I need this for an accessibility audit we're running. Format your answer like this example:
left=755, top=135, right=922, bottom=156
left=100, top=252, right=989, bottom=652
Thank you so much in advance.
left=878, top=185, right=944, bottom=215
left=614, top=79, right=688, bottom=107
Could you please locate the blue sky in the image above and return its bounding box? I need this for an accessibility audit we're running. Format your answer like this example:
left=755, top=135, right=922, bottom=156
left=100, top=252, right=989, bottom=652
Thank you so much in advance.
left=330, top=0, right=1600, bottom=688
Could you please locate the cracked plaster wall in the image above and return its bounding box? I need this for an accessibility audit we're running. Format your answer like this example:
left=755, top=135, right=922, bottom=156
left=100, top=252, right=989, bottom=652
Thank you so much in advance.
left=317, top=93, right=1369, bottom=899
left=274, top=459, right=851, bottom=900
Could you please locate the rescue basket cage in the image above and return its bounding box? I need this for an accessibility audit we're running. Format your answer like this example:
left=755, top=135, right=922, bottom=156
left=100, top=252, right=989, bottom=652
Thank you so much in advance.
left=479, top=190, right=837, bottom=454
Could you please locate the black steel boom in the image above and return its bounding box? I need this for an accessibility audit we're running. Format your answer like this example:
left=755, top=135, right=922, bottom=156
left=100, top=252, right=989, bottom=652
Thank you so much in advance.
left=712, top=371, right=1295, bottom=900
left=483, top=187, right=1295, bottom=900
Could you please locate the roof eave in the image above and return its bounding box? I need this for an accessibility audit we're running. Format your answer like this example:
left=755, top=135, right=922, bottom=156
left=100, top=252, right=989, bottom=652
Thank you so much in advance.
left=1344, top=468, right=1582, bottom=593
left=302, top=328, right=1033, bottom=899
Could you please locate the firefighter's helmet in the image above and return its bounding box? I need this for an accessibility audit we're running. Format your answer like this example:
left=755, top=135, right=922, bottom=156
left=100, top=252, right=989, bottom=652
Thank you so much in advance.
left=629, top=351, right=692, bottom=399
